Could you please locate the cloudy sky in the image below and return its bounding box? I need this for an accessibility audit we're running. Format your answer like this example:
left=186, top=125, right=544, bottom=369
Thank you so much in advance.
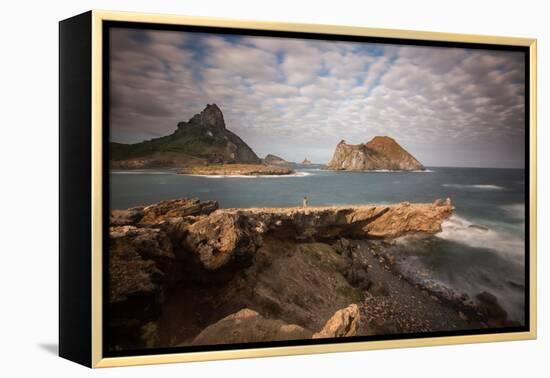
left=110, top=28, right=526, bottom=168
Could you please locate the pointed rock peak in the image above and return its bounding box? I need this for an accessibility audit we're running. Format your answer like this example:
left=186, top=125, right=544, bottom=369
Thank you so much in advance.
left=185, top=103, right=226, bottom=132
left=202, top=103, right=223, bottom=117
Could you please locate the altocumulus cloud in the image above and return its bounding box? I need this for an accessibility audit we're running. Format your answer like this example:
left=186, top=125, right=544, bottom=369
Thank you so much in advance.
left=110, top=28, right=525, bottom=168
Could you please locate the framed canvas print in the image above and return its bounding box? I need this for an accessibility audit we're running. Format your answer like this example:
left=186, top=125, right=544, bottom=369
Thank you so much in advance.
left=59, top=10, right=537, bottom=368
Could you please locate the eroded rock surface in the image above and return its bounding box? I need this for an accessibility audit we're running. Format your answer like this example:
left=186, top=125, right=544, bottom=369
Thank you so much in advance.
left=191, top=309, right=313, bottom=345
left=313, top=304, right=360, bottom=338
left=109, top=226, right=175, bottom=304
left=327, top=136, right=424, bottom=171
left=107, top=197, right=454, bottom=350
left=180, top=200, right=454, bottom=270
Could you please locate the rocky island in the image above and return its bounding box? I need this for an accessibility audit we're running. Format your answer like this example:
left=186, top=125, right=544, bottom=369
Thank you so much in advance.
left=108, top=197, right=515, bottom=351
left=262, top=154, right=291, bottom=166
left=110, top=104, right=294, bottom=176
left=327, top=136, right=424, bottom=171
left=178, top=164, right=293, bottom=176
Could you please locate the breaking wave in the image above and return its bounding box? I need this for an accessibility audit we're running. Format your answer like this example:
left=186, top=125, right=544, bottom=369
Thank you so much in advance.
left=442, top=184, right=504, bottom=190
left=500, top=204, right=525, bottom=220
left=367, top=169, right=434, bottom=173
left=437, top=215, right=524, bottom=262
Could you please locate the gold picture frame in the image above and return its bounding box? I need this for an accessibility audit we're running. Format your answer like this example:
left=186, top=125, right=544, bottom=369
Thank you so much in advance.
left=59, top=10, right=537, bottom=368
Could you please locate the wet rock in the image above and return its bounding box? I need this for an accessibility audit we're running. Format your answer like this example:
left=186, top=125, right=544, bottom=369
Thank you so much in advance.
left=468, top=224, right=489, bottom=231
left=191, top=309, right=312, bottom=345
left=475, top=291, right=508, bottom=322
left=313, top=304, right=360, bottom=338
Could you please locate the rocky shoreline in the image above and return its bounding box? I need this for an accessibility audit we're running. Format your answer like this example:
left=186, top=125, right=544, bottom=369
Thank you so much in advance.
left=178, top=163, right=294, bottom=176
left=108, top=198, right=515, bottom=351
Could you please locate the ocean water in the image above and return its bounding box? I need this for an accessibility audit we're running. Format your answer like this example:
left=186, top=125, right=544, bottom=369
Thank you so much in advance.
left=110, top=166, right=526, bottom=323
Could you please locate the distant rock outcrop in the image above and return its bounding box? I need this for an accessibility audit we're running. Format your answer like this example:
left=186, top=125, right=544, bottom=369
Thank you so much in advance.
left=263, top=154, right=290, bottom=166
left=301, top=158, right=312, bottom=165
left=327, top=136, right=424, bottom=171
left=110, top=104, right=261, bottom=168
left=179, top=164, right=293, bottom=176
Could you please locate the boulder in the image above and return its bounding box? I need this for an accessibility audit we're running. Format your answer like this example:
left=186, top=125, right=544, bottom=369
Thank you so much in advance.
left=184, top=211, right=263, bottom=270
left=191, top=308, right=312, bottom=345
left=313, top=304, right=360, bottom=338
left=475, top=291, right=508, bottom=321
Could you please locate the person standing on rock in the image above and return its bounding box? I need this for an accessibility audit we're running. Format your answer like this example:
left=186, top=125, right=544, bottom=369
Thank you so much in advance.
left=303, top=195, right=308, bottom=208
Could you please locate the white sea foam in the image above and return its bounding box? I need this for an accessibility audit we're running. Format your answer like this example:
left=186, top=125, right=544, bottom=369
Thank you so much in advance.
left=366, top=169, right=434, bottom=173
left=442, top=184, right=505, bottom=190
left=437, top=215, right=524, bottom=262
left=501, top=204, right=525, bottom=220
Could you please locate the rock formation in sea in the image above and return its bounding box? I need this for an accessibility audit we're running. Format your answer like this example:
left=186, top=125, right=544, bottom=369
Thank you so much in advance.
left=178, top=163, right=293, bottom=176
left=326, top=136, right=424, bottom=171
left=263, top=154, right=290, bottom=166
left=301, top=158, right=312, bottom=165
left=110, top=104, right=261, bottom=169
left=107, top=197, right=461, bottom=350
